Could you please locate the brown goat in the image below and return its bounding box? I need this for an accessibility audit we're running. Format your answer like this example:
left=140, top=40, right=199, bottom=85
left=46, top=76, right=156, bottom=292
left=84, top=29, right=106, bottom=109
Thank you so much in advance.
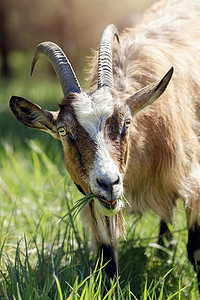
left=10, top=0, right=200, bottom=288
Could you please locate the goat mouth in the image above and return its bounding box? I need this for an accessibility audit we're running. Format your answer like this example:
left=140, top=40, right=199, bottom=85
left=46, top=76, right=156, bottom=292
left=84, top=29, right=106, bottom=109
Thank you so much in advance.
left=93, top=196, right=123, bottom=217
left=98, top=198, right=117, bottom=210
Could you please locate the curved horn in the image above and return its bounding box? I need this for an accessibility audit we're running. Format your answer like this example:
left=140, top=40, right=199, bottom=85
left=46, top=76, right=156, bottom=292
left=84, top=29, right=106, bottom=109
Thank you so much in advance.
left=31, top=42, right=82, bottom=97
left=98, top=24, right=119, bottom=89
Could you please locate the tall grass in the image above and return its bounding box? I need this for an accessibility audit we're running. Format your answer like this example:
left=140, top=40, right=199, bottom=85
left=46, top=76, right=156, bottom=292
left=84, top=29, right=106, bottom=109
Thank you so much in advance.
left=0, top=53, right=200, bottom=298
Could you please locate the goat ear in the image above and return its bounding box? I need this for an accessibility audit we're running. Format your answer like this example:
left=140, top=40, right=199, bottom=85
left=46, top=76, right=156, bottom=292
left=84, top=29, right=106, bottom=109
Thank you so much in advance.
left=10, top=96, right=60, bottom=139
left=126, top=67, right=173, bottom=115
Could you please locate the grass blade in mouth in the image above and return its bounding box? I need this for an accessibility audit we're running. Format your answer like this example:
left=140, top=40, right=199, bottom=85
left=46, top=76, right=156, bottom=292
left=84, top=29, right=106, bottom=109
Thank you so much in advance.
left=56, top=192, right=94, bottom=224
left=120, top=195, right=131, bottom=207
left=56, top=193, right=130, bottom=224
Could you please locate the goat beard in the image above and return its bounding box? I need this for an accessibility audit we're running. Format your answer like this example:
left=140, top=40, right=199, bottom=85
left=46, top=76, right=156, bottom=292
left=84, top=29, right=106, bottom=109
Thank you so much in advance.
left=91, top=201, right=126, bottom=245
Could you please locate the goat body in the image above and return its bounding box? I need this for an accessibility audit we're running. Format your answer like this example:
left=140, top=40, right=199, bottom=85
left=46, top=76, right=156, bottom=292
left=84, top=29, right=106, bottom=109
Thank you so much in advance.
left=10, top=0, right=200, bottom=288
left=108, top=0, right=200, bottom=227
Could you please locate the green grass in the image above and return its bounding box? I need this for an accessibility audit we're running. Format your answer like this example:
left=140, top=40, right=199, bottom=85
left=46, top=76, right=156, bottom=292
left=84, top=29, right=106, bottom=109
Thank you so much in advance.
left=0, top=53, right=200, bottom=299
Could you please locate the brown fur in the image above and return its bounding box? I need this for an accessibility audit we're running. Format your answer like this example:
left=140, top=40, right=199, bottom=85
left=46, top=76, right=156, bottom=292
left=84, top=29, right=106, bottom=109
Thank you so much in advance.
left=59, top=94, right=96, bottom=193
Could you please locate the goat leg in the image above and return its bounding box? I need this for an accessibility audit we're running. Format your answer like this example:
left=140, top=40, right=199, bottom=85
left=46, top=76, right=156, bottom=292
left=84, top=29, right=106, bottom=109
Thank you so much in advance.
left=187, top=223, right=200, bottom=291
left=100, top=244, right=117, bottom=278
left=158, top=220, right=173, bottom=247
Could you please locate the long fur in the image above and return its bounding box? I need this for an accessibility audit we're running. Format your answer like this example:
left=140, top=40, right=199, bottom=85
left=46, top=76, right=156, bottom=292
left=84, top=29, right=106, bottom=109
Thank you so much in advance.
left=88, top=0, right=200, bottom=231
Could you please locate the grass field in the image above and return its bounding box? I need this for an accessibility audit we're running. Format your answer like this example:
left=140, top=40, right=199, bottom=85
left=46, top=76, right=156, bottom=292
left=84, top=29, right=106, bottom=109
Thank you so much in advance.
left=0, top=54, right=200, bottom=299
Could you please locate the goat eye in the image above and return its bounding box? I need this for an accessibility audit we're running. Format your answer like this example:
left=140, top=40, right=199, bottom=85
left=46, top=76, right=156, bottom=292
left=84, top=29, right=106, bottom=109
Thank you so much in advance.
left=58, top=127, right=67, bottom=136
left=124, top=119, right=131, bottom=128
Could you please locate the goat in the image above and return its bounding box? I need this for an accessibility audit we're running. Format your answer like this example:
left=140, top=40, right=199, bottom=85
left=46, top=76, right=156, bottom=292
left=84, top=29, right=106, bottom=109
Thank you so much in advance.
left=10, top=0, right=200, bottom=288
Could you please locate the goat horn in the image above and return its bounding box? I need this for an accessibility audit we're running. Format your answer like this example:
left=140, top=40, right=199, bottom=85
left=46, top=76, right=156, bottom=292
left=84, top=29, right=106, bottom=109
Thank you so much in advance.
left=31, top=42, right=82, bottom=97
left=97, top=24, right=119, bottom=89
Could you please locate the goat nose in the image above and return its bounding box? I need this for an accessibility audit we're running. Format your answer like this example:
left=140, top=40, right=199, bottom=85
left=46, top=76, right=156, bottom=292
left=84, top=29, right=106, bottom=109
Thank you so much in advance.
left=96, top=176, right=120, bottom=193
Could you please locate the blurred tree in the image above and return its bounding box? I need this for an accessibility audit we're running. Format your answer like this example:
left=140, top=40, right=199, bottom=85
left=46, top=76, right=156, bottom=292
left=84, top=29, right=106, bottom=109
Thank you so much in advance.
left=0, top=1, right=10, bottom=77
left=0, top=0, right=154, bottom=78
